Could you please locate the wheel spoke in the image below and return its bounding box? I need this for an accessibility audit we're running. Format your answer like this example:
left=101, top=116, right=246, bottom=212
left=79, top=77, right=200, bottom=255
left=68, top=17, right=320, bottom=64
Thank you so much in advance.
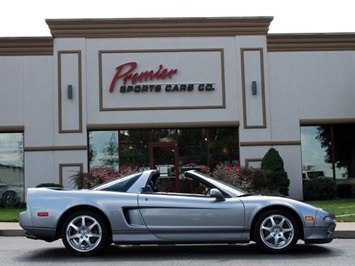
left=283, top=227, right=293, bottom=233
left=273, top=237, right=281, bottom=247
left=88, top=233, right=101, bottom=238
left=69, top=222, right=78, bottom=231
left=269, top=217, right=277, bottom=227
left=88, top=221, right=98, bottom=231
left=264, top=233, right=273, bottom=241
left=68, top=233, right=80, bottom=240
left=81, top=216, right=87, bottom=227
left=280, top=235, right=288, bottom=243
left=261, top=225, right=272, bottom=231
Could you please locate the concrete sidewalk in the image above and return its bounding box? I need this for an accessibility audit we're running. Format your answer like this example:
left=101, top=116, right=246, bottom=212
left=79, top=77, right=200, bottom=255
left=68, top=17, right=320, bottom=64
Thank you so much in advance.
left=1, top=222, right=355, bottom=238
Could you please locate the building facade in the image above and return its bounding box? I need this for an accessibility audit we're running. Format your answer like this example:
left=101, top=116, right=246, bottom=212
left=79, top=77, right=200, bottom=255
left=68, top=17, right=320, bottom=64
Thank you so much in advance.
left=0, top=17, right=354, bottom=201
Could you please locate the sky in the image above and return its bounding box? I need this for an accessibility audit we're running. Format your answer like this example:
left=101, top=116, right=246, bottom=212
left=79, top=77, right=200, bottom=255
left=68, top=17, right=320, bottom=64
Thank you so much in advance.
left=0, top=0, right=354, bottom=37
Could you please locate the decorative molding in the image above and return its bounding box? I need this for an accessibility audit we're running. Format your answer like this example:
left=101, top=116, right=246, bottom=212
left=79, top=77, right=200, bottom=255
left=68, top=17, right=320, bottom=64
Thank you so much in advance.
left=300, top=118, right=355, bottom=125
left=240, top=48, right=267, bottom=129
left=268, top=33, right=355, bottom=52
left=240, top=141, right=301, bottom=147
left=24, top=145, right=87, bottom=152
left=87, top=121, right=240, bottom=130
left=46, top=17, right=273, bottom=38
left=0, top=37, right=53, bottom=56
left=0, top=126, right=24, bottom=132
left=59, top=163, right=83, bottom=186
left=99, top=49, right=226, bottom=111
left=58, top=51, right=83, bottom=133
left=245, top=158, right=263, bottom=168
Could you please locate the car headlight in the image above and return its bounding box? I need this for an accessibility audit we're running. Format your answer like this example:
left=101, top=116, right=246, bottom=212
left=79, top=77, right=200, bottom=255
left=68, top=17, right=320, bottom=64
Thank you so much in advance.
left=324, top=216, right=336, bottom=222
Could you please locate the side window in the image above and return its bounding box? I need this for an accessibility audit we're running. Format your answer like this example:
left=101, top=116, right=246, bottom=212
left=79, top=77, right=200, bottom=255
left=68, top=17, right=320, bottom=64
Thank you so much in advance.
left=155, top=176, right=209, bottom=196
left=179, top=177, right=208, bottom=195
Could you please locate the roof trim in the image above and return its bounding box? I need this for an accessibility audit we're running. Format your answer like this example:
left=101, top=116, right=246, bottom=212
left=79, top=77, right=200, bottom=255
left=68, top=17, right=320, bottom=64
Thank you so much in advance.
left=46, top=17, right=274, bottom=38
left=0, top=37, right=53, bottom=56
left=268, top=33, right=355, bottom=51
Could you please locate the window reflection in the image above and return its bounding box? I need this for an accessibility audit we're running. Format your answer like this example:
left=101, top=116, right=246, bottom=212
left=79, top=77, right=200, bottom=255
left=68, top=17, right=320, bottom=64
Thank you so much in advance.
left=301, top=126, right=332, bottom=179
left=89, top=127, right=239, bottom=174
left=89, top=131, right=119, bottom=170
left=0, top=133, right=24, bottom=206
left=301, top=125, right=353, bottom=180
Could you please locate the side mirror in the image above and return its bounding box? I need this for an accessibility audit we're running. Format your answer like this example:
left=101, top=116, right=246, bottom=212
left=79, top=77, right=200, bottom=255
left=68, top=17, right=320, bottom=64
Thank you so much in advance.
left=210, top=188, right=225, bottom=201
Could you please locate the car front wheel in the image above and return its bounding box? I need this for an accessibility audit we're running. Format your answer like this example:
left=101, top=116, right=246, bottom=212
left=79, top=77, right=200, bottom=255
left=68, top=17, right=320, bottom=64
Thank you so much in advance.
left=254, top=210, right=299, bottom=253
left=61, top=211, right=109, bottom=256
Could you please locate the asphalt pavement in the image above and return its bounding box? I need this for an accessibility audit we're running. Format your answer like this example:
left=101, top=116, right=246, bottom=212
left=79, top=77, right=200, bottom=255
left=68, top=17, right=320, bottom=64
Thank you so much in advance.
left=1, top=222, right=354, bottom=238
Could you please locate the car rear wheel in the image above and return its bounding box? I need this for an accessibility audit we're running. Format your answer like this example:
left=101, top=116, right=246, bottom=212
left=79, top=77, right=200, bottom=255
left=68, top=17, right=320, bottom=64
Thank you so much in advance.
left=61, top=211, right=109, bottom=256
left=254, top=210, right=299, bottom=253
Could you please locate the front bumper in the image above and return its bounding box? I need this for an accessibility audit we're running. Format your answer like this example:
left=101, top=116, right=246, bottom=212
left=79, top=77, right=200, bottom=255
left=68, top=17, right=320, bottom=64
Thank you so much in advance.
left=304, top=210, right=336, bottom=244
left=304, top=225, right=336, bottom=244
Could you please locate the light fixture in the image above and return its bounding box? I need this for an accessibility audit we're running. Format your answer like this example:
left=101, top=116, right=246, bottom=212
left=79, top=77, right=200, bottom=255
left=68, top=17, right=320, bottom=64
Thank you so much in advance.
left=251, top=81, right=257, bottom=95
left=67, top=85, right=73, bottom=99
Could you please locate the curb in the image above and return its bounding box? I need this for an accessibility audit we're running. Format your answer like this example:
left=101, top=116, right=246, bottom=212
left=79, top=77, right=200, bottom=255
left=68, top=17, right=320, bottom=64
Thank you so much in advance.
left=334, top=231, right=355, bottom=239
left=0, top=229, right=25, bottom=237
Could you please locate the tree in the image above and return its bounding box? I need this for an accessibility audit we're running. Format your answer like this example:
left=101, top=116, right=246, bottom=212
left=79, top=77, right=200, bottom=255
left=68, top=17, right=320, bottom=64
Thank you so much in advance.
left=101, top=133, right=119, bottom=170
left=316, top=125, right=355, bottom=178
left=119, top=130, right=149, bottom=166
left=261, top=148, right=290, bottom=196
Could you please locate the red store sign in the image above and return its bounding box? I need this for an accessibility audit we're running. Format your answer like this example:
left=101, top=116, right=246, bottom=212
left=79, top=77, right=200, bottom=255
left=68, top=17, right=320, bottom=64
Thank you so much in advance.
left=109, top=62, right=214, bottom=93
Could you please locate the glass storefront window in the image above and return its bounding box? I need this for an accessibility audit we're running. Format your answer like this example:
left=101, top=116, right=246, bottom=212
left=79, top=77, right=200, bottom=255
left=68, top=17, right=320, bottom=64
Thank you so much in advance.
left=89, top=131, right=119, bottom=170
left=0, top=133, right=24, bottom=207
left=301, top=126, right=332, bottom=179
left=209, top=127, right=239, bottom=167
left=301, top=124, right=355, bottom=180
left=88, top=127, right=239, bottom=175
left=119, top=129, right=149, bottom=168
left=178, top=128, right=208, bottom=171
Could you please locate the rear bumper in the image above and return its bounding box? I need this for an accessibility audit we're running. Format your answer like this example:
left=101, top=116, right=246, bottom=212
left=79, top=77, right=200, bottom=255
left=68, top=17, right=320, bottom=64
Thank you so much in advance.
left=20, top=207, right=58, bottom=242
left=22, top=226, right=57, bottom=242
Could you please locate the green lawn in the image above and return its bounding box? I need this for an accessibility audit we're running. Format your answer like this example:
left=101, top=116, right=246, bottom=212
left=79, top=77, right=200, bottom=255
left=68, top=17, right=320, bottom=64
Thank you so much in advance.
left=305, top=199, right=355, bottom=222
left=1, top=199, right=354, bottom=222
left=0, top=208, right=25, bottom=222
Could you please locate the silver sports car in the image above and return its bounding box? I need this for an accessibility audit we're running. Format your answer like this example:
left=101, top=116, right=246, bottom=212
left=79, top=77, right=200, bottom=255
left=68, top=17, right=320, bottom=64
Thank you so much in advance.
left=19, top=169, right=336, bottom=256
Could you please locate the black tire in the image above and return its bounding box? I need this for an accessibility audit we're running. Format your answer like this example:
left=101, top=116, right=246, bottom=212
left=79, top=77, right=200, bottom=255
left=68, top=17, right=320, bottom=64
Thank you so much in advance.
left=1, top=191, right=19, bottom=207
left=61, top=211, right=109, bottom=256
left=253, top=209, right=299, bottom=253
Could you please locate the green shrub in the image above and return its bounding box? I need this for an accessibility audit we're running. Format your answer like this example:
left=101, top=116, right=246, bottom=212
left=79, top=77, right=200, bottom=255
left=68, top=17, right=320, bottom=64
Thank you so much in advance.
left=337, top=184, right=353, bottom=198
left=303, top=178, right=336, bottom=200
left=238, top=167, right=270, bottom=194
left=261, top=148, right=290, bottom=196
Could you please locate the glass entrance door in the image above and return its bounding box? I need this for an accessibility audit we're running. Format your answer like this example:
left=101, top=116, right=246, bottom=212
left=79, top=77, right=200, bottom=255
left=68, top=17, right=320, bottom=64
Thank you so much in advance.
left=149, top=129, right=180, bottom=191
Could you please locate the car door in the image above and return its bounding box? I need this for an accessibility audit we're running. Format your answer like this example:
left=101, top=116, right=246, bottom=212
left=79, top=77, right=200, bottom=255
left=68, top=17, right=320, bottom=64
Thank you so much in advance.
left=137, top=192, right=245, bottom=241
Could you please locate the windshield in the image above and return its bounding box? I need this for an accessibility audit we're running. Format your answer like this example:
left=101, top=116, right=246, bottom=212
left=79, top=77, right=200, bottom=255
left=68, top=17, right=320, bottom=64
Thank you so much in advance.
left=187, top=170, right=247, bottom=197
left=92, top=172, right=142, bottom=192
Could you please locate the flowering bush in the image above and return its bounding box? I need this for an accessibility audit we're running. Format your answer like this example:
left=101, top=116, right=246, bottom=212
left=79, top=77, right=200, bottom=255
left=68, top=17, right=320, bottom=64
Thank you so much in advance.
left=70, top=164, right=140, bottom=189
left=211, top=163, right=253, bottom=192
left=198, top=165, right=211, bottom=174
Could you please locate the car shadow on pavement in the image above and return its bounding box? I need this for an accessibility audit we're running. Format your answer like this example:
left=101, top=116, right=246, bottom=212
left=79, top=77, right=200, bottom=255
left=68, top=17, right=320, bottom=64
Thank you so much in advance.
left=16, top=243, right=341, bottom=264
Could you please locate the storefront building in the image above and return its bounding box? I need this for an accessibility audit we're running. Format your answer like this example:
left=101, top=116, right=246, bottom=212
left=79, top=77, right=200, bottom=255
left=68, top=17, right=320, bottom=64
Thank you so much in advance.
left=0, top=17, right=354, bottom=201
